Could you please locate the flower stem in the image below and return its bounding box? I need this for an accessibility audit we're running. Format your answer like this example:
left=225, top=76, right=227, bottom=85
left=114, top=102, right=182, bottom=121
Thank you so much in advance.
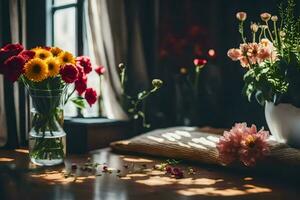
left=259, top=27, right=263, bottom=41
left=239, top=22, right=247, bottom=43
left=194, top=67, right=201, bottom=97
left=265, top=21, right=274, bottom=42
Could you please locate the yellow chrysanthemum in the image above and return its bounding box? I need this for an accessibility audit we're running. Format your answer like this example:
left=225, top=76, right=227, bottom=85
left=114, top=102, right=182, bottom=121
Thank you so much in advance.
left=33, top=48, right=52, bottom=60
left=46, top=57, right=60, bottom=77
left=31, top=46, right=43, bottom=51
left=50, top=47, right=63, bottom=57
left=58, top=51, right=75, bottom=65
left=24, top=58, right=48, bottom=82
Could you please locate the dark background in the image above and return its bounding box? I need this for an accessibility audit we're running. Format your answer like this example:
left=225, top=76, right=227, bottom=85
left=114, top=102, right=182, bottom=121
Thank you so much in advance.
left=1, top=0, right=300, bottom=134
left=147, top=0, right=300, bottom=130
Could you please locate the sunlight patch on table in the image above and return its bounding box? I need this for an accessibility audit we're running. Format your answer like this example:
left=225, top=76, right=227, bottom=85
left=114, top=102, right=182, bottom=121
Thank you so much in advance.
left=15, top=149, right=29, bottom=154
left=123, top=157, right=153, bottom=163
left=187, top=142, right=208, bottom=150
left=147, top=136, right=165, bottom=143
left=0, top=157, right=14, bottom=162
left=177, top=185, right=272, bottom=196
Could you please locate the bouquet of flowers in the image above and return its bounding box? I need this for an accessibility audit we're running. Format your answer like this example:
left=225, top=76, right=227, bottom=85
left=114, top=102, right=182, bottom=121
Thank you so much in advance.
left=0, top=43, right=98, bottom=165
left=227, top=0, right=300, bottom=107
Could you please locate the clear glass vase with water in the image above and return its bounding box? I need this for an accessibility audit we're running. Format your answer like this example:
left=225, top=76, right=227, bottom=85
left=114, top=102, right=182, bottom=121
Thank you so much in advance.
left=27, top=88, right=66, bottom=166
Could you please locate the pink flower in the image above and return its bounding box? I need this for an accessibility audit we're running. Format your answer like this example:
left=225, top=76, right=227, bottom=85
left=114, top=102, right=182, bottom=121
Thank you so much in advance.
left=258, top=39, right=278, bottom=62
left=193, top=58, right=207, bottom=68
left=217, top=123, right=247, bottom=165
left=76, top=56, right=92, bottom=74
left=246, top=43, right=260, bottom=64
left=260, top=12, right=271, bottom=22
left=95, top=65, right=106, bottom=75
left=257, top=47, right=271, bottom=62
left=236, top=12, right=247, bottom=21
left=217, top=123, right=270, bottom=167
left=227, top=48, right=242, bottom=61
left=239, top=56, right=250, bottom=68
left=239, top=126, right=270, bottom=166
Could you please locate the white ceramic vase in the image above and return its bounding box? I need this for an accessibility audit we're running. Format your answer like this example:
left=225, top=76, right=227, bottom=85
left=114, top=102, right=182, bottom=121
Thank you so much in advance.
left=265, top=101, right=300, bottom=148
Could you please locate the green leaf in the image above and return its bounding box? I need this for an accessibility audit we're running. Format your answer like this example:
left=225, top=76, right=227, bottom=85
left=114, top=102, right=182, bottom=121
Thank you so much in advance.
left=128, top=108, right=135, bottom=113
left=137, top=91, right=147, bottom=99
left=71, top=97, right=86, bottom=109
left=255, top=91, right=265, bottom=106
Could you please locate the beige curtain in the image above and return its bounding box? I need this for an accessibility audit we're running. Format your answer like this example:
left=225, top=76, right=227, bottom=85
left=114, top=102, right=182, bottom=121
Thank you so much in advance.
left=86, top=0, right=149, bottom=120
left=0, top=78, right=6, bottom=146
left=0, top=0, right=26, bottom=147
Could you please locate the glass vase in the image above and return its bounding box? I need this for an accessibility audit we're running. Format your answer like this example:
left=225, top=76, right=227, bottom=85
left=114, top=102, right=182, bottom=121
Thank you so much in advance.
left=27, top=88, right=66, bottom=166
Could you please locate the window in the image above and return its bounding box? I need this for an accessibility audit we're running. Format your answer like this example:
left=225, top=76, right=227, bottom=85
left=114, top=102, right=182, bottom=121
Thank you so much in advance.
left=47, top=0, right=99, bottom=117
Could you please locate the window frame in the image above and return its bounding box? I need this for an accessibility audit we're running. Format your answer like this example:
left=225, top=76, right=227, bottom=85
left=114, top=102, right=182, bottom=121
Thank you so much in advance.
left=46, top=0, right=84, bottom=56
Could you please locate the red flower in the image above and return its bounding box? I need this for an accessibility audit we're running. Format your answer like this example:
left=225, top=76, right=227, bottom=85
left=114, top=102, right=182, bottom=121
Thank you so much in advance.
left=3, top=56, right=26, bottom=82
left=165, top=166, right=172, bottom=174
left=85, top=88, right=97, bottom=106
left=75, top=75, right=87, bottom=95
left=171, top=167, right=184, bottom=179
left=19, top=50, right=35, bottom=62
left=95, top=65, right=106, bottom=75
left=0, top=44, right=24, bottom=64
left=193, top=58, right=207, bottom=67
left=60, top=64, right=79, bottom=83
left=0, top=44, right=24, bottom=74
left=76, top=56, right=92, bottom=74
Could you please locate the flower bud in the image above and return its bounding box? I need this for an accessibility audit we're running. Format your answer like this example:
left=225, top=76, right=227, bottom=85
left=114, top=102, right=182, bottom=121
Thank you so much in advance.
left=193, top=58, right=207, bottom=68
left=260, top=12, right=271, bottom=22
left=152, top=79, right=163, bottom=88
left=279, top=31, right=286, bottom=37
left=271, top=15, right=278, bottom=22
left=250, top=23, right=259, bottom=33
left=236, top=12, right=247, bottom=21
left=118, top=63, right=125, bottom=70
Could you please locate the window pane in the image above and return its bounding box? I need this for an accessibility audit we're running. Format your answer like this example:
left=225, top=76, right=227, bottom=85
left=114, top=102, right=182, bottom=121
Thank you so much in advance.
left=53, top=8, right=77, bottom=117
left=82, top=71, right=100, bottom=117
left=54, top=0, right=77, bottom=6
left=53, top=8, right=76, bottom=55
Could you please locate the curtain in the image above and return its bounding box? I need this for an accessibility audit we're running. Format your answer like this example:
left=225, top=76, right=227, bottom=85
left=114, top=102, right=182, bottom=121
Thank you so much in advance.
left=0, top=0, right=28, bottom=148
left=86, top=0, right=157, bottom=120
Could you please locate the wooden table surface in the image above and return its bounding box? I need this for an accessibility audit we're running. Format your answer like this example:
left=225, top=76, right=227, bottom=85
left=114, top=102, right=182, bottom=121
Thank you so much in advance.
left=0, top=148, right=299, bottom=200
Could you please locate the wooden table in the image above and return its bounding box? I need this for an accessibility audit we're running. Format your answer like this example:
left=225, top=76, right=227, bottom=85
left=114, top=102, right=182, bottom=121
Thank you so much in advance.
left=0, top=148, right=299, bottom=200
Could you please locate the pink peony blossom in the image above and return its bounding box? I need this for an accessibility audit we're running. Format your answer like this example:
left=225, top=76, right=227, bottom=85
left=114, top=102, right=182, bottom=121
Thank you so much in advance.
left=227, top=39, right=278, bottom=68
left=227, top=48, right=242, bottom=61
left=217, top=123, right=270, bottom=167
left=246, top=43, right=260, bottom=64
left=217, top=123, right=247, bottom=165
left=239, top=126, right=270, bottom=167
left=258, top=39, right=278, bottom=62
